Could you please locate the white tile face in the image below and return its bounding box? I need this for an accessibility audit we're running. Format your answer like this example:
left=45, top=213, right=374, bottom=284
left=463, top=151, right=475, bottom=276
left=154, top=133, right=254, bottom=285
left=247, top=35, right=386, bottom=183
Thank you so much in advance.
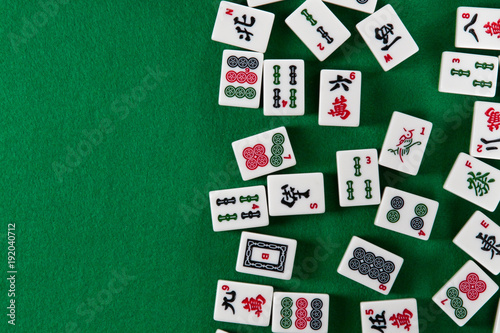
left=318, top=69, right=361, bottom=127
left=443, top=153, right=500, bottom=212
left=336, top=149, right=381, bottom=207
left=378, top=112, right=433, bottom=176
left=438, top=51, right=499, bottom=97
left=267, top=173, right=325, bottom=216
left=432, top=260, right=499, bottom=327
left=212, top=1, right=275, bottom=53
left=219, top=50, right=264, bottom=109
left=374, top=187, right=439, bottom=241
left=214, top=280, right=274, bottom=326
left=272, top=292, right=329, bottom=332
left=216, top=330, right=229, bottom=333
left=337, top=236, right=404, bottom=295
left=324, top=0, right=377, bottom=14
left=232, top=127, right=297, bottom=181
left=209, top=185, right=269, bottom=232
left=248, top=0, right=283, bottom=7
left=494, top=299, right=500, bottom=333
left=453, top=211, right=500, bottom=275
left=285, top=0, right=351, bottom=62
left=360, top=298, right=419, bottom=333
left=263, top=60, right=305, bottom=116
left=470, top=101, right=500, bottom=160
left=455, top=7, right=500, bottom=51
left=236, top=231, right=297, bottom=280
left=356, top=5, right=418, bottom=71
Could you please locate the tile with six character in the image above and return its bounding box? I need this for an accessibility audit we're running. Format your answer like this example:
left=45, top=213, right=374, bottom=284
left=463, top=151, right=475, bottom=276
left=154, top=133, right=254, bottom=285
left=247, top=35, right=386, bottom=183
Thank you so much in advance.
left=438, top=51, right=498, bottom=97
left=232, top=126, right=296, bottom=181
left=455, top=7, right=500, bottom=51
left=453, top=211, right=500, bottom=275
left=337, top=236, right=404, bottom=295
left=209, top=185, right=269, bottom=232
left=248, top=0, right=283, bottom=7
left=494, top=299, right=500, bottom=333
left=356, top=4, right=419, bottom=71
left=212, top=1, right=275, bottom=53
left=214, top=279, right=274, bottom=326
left=236, top=231, right=297, bottom=280
left=263, top=60, right=305, bottom=116
left=323, top=0, right=377, bottom=14
left=272, top=292, right=329, bottom=332
left=219, top=50, right=263, bottom=109
left=360, top=298, right=419, bottom=332
left=432, top=260, right=498, bottom=327
left=285, top=0, right=351, bottom=62
left=374, top=187, right=439, bottom=241
left=443, top=152, right=500, bottom=212
left=318, top=69, right=361, bottom=127
left=470, top=101, right=500, bottom=160
left=336, top=149, right=381, bottom=207
left=267, top=172, right=325, bottom=216
left=378, top=111, right=433, bottom=176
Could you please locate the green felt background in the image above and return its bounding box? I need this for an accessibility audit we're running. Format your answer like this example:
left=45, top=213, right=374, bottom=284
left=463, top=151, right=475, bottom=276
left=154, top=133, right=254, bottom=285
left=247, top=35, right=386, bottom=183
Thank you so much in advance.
left=2, top=0, right=500, bottom=332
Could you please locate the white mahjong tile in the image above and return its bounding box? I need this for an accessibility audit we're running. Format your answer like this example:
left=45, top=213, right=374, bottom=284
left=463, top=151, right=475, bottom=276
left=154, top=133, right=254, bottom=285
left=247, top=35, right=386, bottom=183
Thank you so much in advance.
left=219, top=49, right=264, bottom=109
left=378, top=111, right=433, bottom=176
left=209, top=185, right=269, bottom=232
left=214, top=279, right=274, bottom=326
left=232, top=127, right=296, bottom=181
left=356, top=5, right=418, bottom=71
left=337, top=236, right=404, bottom=295
left=267, top=172, right=325, bottom=216
left=318, top=69, right=361, bottom=127
left=212, top=1, right=275, bottom=52
left=272, top=292, right=329, bottom=332
left=263, top=59, right=305, bottom=116
left=432, top=260, right=498, bottom=326
left=443, top=152, right=500, bottom=212
left=336, top=149, right=381, bottom=207
left=285, top=0, right=350, bottom=61
left=453, top=211, right=500, bottom=275
left=455, top=7, right=500, bottom=51
left=236, top=231, right=297, bottom=280
left=374, top=187, right=439, bottom=241
left=438, top=51, right=498, bottom=97
left=360, top=298, right=419, bottom=332
left=470, top=101, right=500, bottom=160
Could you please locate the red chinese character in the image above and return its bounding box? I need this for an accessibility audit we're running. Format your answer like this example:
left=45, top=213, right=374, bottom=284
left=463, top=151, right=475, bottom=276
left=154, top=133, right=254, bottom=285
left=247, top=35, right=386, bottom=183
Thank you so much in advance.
left=485, top=20, right=500, bottom=38
left=328, top=95, right=350, bottom=120
left=485, top=107, right=500, bottom=131
left=389, top=308, right=413, bottom=331
left=242, top=294, right=266, bottom=317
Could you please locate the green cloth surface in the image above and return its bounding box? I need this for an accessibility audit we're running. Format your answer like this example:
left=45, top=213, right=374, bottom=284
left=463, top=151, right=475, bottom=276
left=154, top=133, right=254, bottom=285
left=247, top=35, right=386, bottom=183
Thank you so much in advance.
left=2, top=0, right=500, bottom=332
